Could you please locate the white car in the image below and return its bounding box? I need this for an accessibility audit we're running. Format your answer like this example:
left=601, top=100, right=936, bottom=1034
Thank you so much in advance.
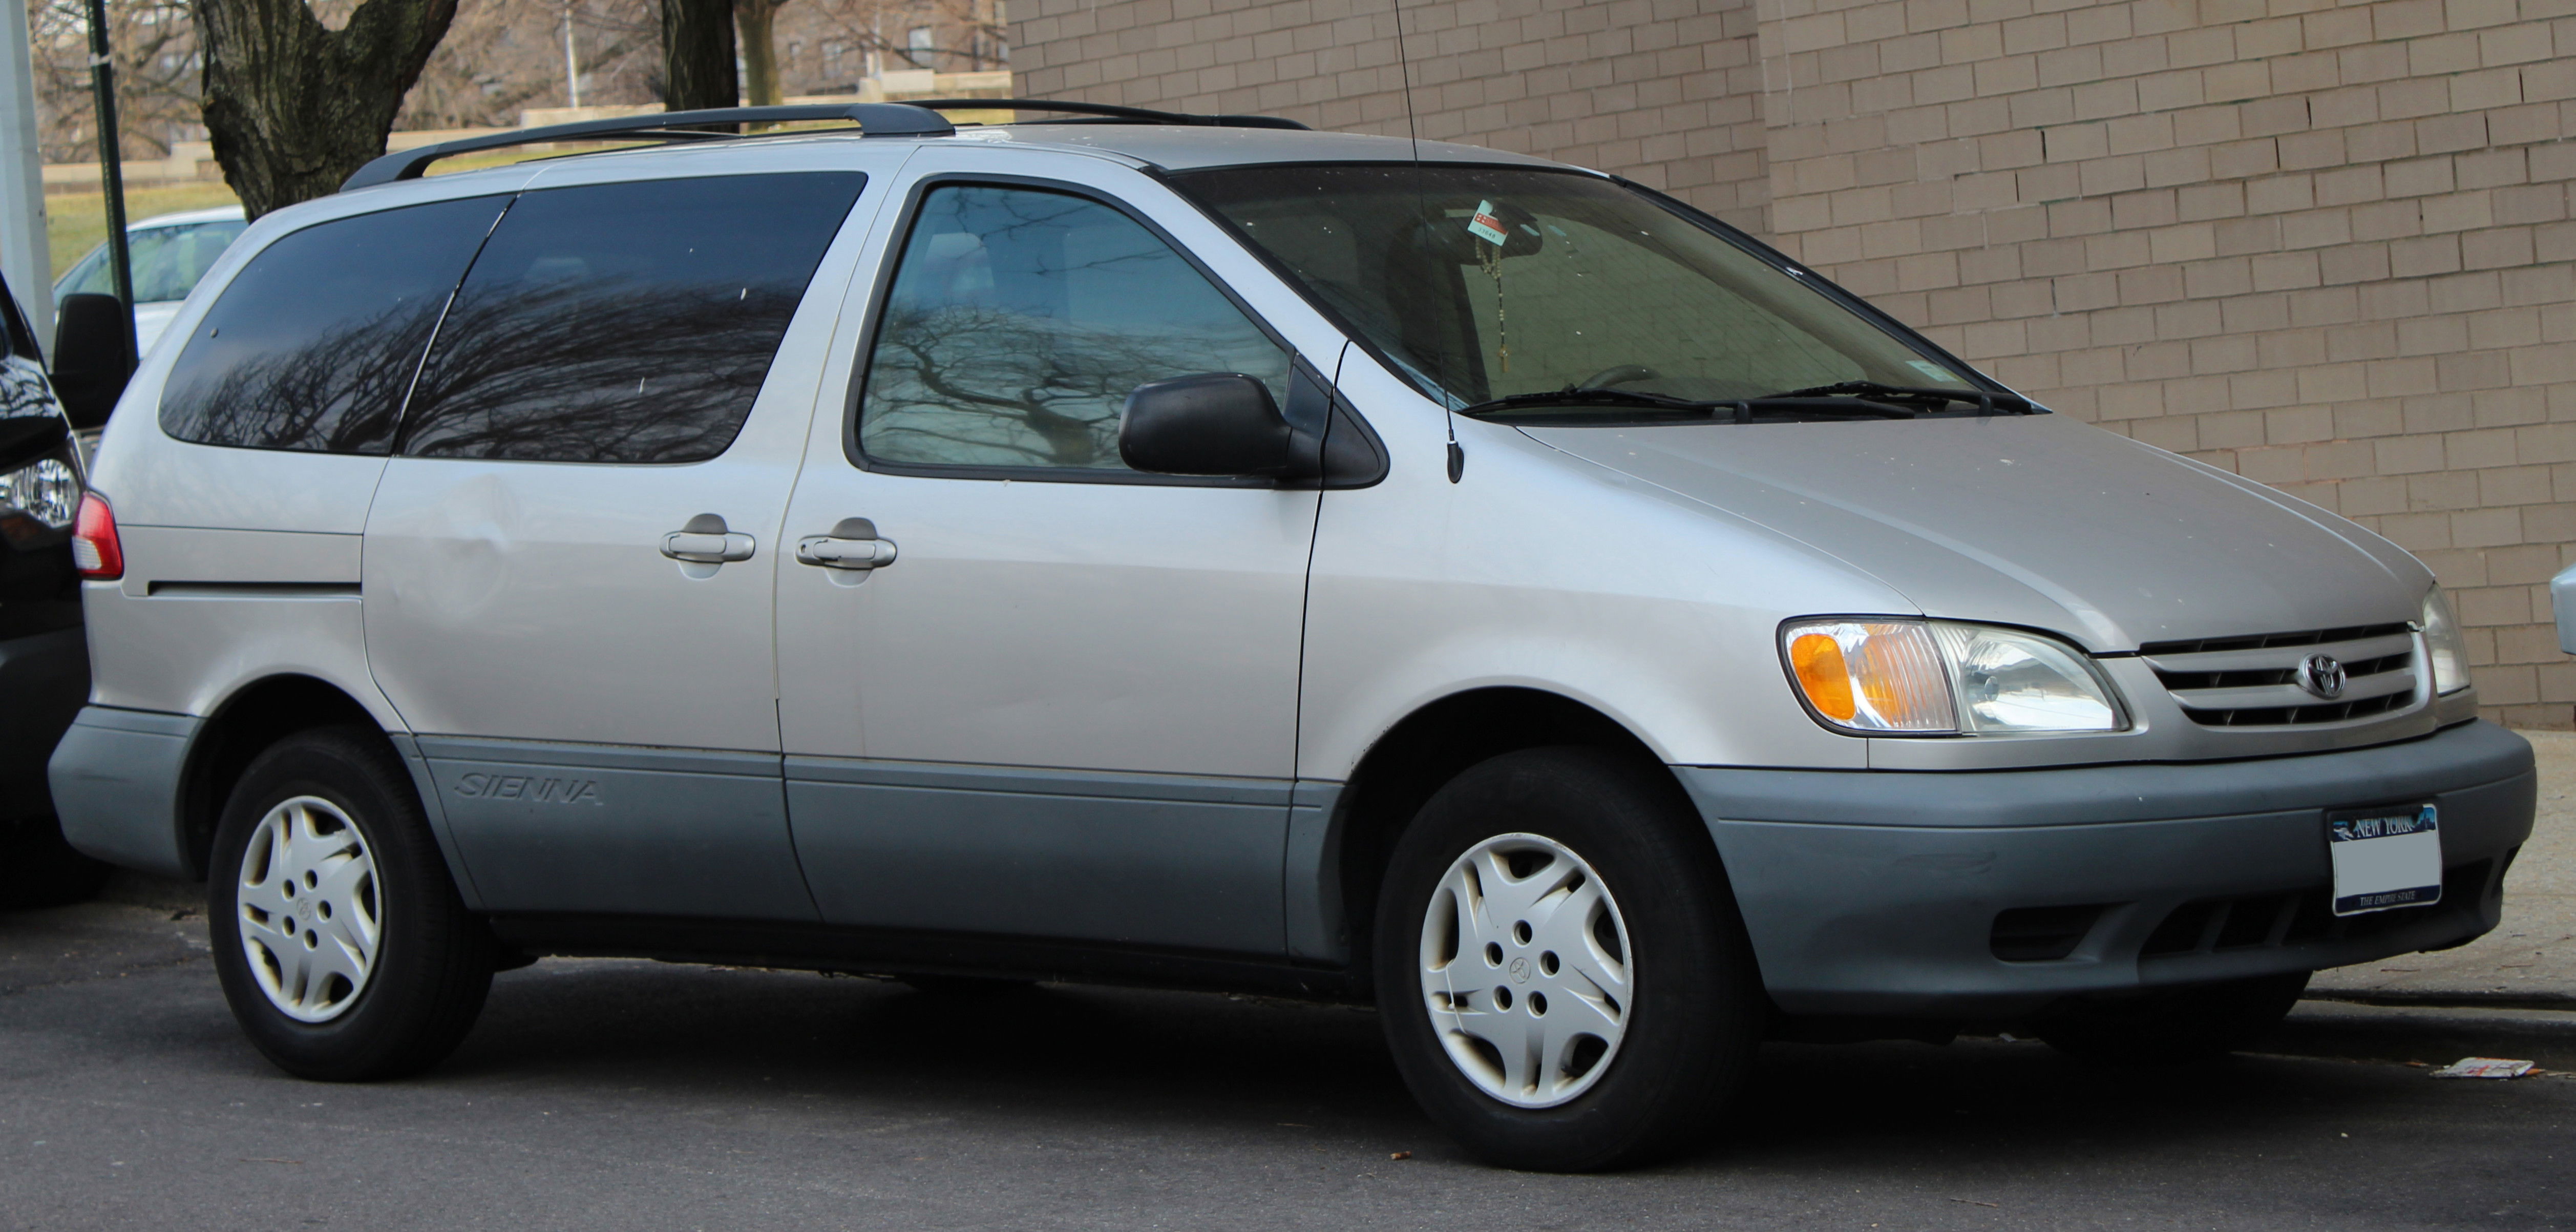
left=47, top=100, right=2536, bottom=1172
left=52, top=205, right=249, bottom=356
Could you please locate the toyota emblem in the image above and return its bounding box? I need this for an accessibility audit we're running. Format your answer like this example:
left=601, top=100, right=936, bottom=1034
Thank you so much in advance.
left=2295, top=653, right=2347, bottom=700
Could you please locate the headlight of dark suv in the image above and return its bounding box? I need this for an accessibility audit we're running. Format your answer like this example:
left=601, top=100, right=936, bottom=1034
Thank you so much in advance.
left=1780, top=618, right=2127, bottom=736
left=0, top=448, right=82, bottom=546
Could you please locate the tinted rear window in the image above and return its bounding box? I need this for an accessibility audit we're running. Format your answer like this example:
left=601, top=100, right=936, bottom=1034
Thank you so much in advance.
left=398, top=172, right=865, bottom=464
left=159, top=197, right=508, bottom=454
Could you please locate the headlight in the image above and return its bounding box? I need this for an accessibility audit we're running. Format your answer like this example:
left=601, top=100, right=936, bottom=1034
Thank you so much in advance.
left=1781, top=618, right=2125, bottom=736
left=0, top=453, right=80, bottom=530
left=2420, top=586, right=2469, bottom=696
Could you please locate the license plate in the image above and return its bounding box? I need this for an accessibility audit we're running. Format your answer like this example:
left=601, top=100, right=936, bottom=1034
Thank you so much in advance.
left=2328, top=803, right=2442, bottom=916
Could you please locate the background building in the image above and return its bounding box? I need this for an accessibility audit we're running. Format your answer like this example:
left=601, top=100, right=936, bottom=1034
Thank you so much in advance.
left=1012, top=0, right=2576, bottom=727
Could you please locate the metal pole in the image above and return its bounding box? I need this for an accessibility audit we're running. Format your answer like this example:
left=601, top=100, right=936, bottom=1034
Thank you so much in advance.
left=0, top=0, right=52, bottom=345
left=564, top=0, right=582, bottom=109
left=83, top=0, right=135, bottom=369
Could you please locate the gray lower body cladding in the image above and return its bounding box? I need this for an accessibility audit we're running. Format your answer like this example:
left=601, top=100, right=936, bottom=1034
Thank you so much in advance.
left=1680, top=719, right=2537, bottom=1018
left=48, top=704, right=197, bottom=878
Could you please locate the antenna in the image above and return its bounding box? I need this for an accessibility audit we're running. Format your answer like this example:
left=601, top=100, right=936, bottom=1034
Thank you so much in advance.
left=1387, top=0, right=1462, bottom=482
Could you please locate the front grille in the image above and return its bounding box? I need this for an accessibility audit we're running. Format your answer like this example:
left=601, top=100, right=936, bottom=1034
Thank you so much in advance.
left=2139, top=621, right=2420, bottom=726
left=2139, top=859, right=2494, bottom=959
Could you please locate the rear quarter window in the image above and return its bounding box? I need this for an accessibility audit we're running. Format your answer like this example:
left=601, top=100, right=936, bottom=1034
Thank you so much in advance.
left=398, top=172, right=865, bottom=464
left=158, top=197, right=509, bottom=454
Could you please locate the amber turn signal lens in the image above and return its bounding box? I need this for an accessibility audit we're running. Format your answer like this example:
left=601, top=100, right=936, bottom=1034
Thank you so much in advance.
left=1778, top=619, right=1956, bottom=733
left=1788, top=633, right=1855, bottom=721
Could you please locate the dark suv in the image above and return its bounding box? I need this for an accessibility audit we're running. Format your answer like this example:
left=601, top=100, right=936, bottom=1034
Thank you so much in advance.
left=1, top=274, right=118, bottom=907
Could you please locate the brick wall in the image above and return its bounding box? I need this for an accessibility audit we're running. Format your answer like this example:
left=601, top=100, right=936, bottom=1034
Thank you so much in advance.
left=1012, top=0, right=2576, bottom=726
left=1010, top=0, right=1777, bottom=230
left=1749, top=0, right=2576, bottom=725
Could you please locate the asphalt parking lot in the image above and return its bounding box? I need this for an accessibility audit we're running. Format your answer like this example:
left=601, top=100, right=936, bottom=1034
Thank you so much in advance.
left=2, top=886, right=2571, bottom=1231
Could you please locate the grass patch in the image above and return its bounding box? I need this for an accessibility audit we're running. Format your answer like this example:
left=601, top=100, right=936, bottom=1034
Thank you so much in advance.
left=46, top=182, right=241, bottom=283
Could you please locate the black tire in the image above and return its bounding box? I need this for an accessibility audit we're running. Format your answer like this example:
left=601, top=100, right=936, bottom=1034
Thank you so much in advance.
left=2035, top=971, right=2310, bottom=1065
left=1372, top=746, right=1765, bottom=1172
left=206, top=726, right=494, bottom=1081
left=0, top=813, right=110, bottom=909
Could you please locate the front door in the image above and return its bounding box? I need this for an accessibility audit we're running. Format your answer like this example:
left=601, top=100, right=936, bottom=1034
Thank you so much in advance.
left=362, top=167, right=879, bottom=920
left=774, top=157, right=1335, bottom=954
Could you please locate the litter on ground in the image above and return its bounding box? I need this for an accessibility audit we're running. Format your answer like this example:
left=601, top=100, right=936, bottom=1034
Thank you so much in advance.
left=2430, top=1058, right=2536, bottom=1079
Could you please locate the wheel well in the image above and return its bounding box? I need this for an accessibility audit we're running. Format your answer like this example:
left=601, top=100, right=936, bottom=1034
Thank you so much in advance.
left=177, top=676, right=384, bottom=879
left=1330, top=687, right=1673, bottom=983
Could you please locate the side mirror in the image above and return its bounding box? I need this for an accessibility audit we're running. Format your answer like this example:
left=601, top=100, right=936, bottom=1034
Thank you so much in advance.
left=50, top=293, right=134, bottom=431
left=1119, top=373, right=1297, bottom=477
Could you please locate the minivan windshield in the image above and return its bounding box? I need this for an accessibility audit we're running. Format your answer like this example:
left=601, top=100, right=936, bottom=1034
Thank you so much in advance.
left=1172, top=164, right=1986, bottom=421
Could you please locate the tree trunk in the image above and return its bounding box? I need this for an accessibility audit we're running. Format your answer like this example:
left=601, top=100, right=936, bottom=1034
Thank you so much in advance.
left=658, top=0, right=737, bottom=112
left=735, top=0, right=784, bottom=107
left=195, top=0, right=460, bottom=219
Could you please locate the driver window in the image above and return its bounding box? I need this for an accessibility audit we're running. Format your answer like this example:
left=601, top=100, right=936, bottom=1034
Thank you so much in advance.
left=857, top=184, right=1291, bottom=472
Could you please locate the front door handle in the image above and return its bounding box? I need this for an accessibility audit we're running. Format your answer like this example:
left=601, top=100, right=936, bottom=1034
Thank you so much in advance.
left=661, top=513, right=756, bottom=563
left=796, top=517, right=898, bottom=571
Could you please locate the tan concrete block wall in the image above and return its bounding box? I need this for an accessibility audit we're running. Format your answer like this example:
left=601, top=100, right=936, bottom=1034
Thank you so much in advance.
left=1011, top=0, right=1778, bottom=229
left=1753, top=0, right=2576, bottom=726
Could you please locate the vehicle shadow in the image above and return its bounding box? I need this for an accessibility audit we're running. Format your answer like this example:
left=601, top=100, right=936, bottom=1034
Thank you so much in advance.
left=436, top=957, right=2530, bottom=1179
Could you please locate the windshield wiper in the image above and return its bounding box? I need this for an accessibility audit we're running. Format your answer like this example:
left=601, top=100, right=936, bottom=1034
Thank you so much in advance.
left=1455, top=387, right=1720, bottom=417
left=1759, top=380, right=2041, bottom=414
left=1456, top=385, right=1918, bottom=422
left=1454, top=380, right=2041, bottom=422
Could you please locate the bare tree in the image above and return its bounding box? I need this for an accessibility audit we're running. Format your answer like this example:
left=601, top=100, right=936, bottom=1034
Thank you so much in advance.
left=195, top=0, right=462, bottom=217
left=796, top=0, right=1003, bottom=76
left=28, top=0, right=204, bottom=160
left=397, top=0, right=658, bottom=129
left=656, top=0, right=732, bottom=109
left=734, top=0, right=783, bottom=105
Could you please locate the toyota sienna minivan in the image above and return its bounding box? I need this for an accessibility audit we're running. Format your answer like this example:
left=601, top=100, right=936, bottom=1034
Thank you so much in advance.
left=50, top=100, right=2537, bottom=1171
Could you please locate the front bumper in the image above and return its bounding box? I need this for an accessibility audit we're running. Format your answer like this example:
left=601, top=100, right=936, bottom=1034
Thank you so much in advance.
left=1680, top=719, right=2536, bottom=1019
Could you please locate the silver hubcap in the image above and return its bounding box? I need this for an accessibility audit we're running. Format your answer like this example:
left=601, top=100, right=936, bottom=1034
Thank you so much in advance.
left=1419, top=832, right=1633, bottom=1108
left=236, top=795, right=381, bottom=1024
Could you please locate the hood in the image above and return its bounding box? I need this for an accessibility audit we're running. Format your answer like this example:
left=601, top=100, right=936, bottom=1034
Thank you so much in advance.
left=1523, top=413, right=2427, bottom=652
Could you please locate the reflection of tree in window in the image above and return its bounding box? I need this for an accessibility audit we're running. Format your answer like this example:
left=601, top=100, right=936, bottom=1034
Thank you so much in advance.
left=860, top=186, right=1289, bottom=471
left=399, top=173, right=865, bottom=464
left=165, top=306, right=445, bottom=453
left=158, top=196, right=509, bottom=455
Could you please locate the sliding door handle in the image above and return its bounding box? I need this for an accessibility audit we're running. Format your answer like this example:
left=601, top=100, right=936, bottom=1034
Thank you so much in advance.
left=796, top=517, right=897, bottom=571
left=661, top=514, right=756, bottom=563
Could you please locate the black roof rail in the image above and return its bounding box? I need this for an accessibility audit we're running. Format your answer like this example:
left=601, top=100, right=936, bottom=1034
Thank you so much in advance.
left=341, top=102, right=956, bottom=192
left=899, top=98, right=1310, bottom=130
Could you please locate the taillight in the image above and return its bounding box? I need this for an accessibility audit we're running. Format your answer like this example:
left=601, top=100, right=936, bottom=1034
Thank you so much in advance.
left=71, top=491, right=121, bottom=580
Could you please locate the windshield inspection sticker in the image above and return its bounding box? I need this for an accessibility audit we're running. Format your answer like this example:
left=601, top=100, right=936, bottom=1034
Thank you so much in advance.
left=1467, top=201, right=1510, bottom=246
left=1907, top=359, right=1966, bottom=384
left=2328, top=804, right=2442, bottom=916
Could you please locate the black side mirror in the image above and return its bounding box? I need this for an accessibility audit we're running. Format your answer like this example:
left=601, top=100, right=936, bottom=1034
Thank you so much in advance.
left=51, top=293, right=134, bottom=431
left=1119, top=373, right=1298, bottom=477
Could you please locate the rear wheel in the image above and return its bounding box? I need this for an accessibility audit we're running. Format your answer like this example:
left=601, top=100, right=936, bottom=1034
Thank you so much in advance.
left=1373, top=747, right=1764, bottom=1172
left=207, top=727, right=494, bottom=1080
left=2035, top=971, right=2310, bottom=1065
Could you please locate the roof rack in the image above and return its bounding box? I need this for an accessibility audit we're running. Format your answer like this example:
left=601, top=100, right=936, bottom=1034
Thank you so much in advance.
left=341, top=102, right=957, bottom=191
left=900, top=98, right=1310, bottom=130
left=340, top=97, right=1312, bottom=193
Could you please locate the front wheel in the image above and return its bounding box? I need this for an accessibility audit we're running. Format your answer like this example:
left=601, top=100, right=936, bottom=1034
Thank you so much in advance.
left=207, top=727, right=494, bottom=1081
left=1373, top=747, right=1765, bottom=1172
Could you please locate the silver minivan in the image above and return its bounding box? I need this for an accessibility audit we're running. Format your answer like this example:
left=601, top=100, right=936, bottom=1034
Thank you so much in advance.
left=49, top=101, right=2537, bottom=1172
